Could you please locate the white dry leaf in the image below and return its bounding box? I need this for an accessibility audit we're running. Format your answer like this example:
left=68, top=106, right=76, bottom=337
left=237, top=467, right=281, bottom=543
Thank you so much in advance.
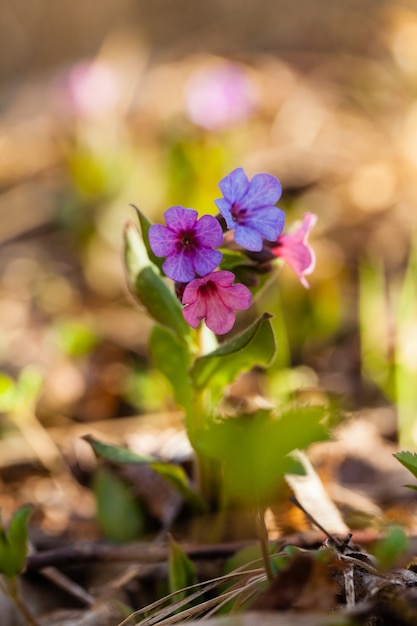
left=285, top=450, right=349, bottom=534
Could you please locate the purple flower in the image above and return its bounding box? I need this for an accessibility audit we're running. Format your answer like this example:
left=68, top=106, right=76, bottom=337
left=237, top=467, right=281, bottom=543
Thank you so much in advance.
left=214, top=168, right=285, bottom=252
left=182, top=270, right=252, bottom=335
left=271, top=213, right=317, bottom=288
left=149, top=207, right=223, bottom=283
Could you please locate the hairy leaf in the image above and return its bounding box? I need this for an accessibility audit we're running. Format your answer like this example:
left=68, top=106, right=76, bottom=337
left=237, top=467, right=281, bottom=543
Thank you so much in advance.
left=199, top=407, right=329, bottom=504
left=124, top=221, right=190, bottom=341
left=190, top=313, right=276, bottom=399
left=149, top=325, right=193, bottom=412
left=84, top=436, right=205, bottom=512
left=130, top=204, right=164, bottom=271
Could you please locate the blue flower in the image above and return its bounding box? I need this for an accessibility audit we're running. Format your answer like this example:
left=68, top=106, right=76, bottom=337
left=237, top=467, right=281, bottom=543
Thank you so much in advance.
left=214, top=167, right=285, bottom=252
left=148, top=206, right=223, bottom=283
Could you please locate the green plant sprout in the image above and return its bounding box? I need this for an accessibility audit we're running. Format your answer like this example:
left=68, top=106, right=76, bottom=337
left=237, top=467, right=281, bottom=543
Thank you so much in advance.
left=359, top=236, right=417, bottom=448
left=0, top=506, right=38, bottom=626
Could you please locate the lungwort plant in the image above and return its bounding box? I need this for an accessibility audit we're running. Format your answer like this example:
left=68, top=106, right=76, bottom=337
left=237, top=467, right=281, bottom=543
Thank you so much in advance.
left=89, top=167, right=327, bottom=576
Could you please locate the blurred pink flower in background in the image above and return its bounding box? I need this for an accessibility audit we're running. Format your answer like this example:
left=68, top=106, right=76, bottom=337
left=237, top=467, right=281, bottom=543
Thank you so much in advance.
left=184, top=62, right=258, bottom=130
left=67, top=60, right=121, bottom=119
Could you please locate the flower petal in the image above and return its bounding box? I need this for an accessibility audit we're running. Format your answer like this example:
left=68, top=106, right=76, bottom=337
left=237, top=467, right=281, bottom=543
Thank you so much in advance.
left=148, top=224, right=178, bottom=257
left=205, top=270, right=235, bottom=287
left=182, top=295, right=207, bottom=329
left=217, top=282, right=252, bottom=311
left=240, top=173, right=282, bottom=210
left=194, top=214, right=224, bottom=247
left=204, top=289, right=236, bottom=334
left=278, top=244, right=314, bottom=275
left=192, top=247, right=223, bottom=277
left=163, top=250, right=195, bottom=282
left=290, top=212, right=317, bottom=243
left=218, top=168, right=249, bottom=204
left=164, top=206, right=198, bottom=231
left=214, top=197, right=234, bottom=228
left=244, top=207, right=286, bottom=241
left=273, top=213, right=317, bottom=288
left=234, top=224, right=264, bottom=251
left=182, top=276, right=204, bottom=304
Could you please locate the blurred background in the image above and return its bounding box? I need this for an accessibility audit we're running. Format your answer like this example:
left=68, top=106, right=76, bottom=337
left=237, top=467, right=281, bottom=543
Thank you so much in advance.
left=1, top=0, right=417, bottom=536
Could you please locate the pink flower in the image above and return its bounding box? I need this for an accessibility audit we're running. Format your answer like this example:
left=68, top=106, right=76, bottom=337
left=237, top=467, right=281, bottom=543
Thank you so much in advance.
left=67, top=60, right=120, bottom=119
left=184, top=63, right=258, bottom=131
left=182, top=271, right=252, bottom=335
left=272, top=213, right=317, bottom=288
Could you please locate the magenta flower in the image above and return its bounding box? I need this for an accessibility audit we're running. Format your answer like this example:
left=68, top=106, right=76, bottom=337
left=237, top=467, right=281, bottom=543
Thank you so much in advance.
left=149, top=207, right=223, bottom=283
left=214, top=168, right=285, bottom=253
left=182, top=270, right=252, bottom=335
left=272, top=213, right=317, bottom=288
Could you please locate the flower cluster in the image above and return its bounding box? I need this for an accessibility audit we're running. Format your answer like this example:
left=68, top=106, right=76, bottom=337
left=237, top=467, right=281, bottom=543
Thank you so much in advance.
left=148, top=168, right=317, bottom=334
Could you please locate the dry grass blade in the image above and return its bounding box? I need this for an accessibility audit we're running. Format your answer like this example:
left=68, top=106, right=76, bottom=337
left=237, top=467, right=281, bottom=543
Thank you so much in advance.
left=117, top=565, right=266, bottom=626
left=201, top=573, right=267, bottom=620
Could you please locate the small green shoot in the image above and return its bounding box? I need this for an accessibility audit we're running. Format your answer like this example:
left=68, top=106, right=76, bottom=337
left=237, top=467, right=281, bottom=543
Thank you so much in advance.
left=168, top=534, right=197, bottom=604
left=0, top=506, right=32, bottom=579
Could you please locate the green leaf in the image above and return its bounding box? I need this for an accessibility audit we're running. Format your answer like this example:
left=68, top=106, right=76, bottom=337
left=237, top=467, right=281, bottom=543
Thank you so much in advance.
left=0, top=505, right=32, bottom=578
left=93, top=466, right=146, bottom=542
left=84, top=436, right=205, bottom=512
left=394, top=451, right=417, bottom=480
left=124, top=221, right=190, bottom=341
left=199, top=407, right=329, bottom=504
left=130, top=204, right=164, bottom=271
left=85, top=435, right=155, bottom=464
left=371, top=525, right=409, bottom=570
left=149, top=325, right=193, bottom=412
left=168, top=534, right=197, bottom=603
left=190, top=313, right=276, bottom=399
left=218, top=250, right=249, bottom=272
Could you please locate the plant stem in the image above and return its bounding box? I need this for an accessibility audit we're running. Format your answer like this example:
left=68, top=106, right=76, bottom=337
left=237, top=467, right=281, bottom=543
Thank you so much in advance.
left=6, top=577, right=40, bottom=626
left=255, top=506, right=274, bottom=581
left=187, top=325, right=222, bottom=510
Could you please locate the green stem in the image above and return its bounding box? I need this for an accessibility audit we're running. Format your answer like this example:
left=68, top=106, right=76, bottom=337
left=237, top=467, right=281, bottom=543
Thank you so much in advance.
left=255, top=506, right=274, bottom=581
left=187, top=387, right=219, bottom=509
left=187, top=325, right=222, bottom=509
left=5, top=577, right=39, bottom=626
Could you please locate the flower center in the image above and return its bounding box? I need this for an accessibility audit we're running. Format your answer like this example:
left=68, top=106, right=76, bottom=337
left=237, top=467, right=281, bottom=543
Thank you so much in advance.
left=230, top=203, right=246, bottom=223
left=199, top=280, right=217, bottom=296
left=179, top=229, right=197, bottom=251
